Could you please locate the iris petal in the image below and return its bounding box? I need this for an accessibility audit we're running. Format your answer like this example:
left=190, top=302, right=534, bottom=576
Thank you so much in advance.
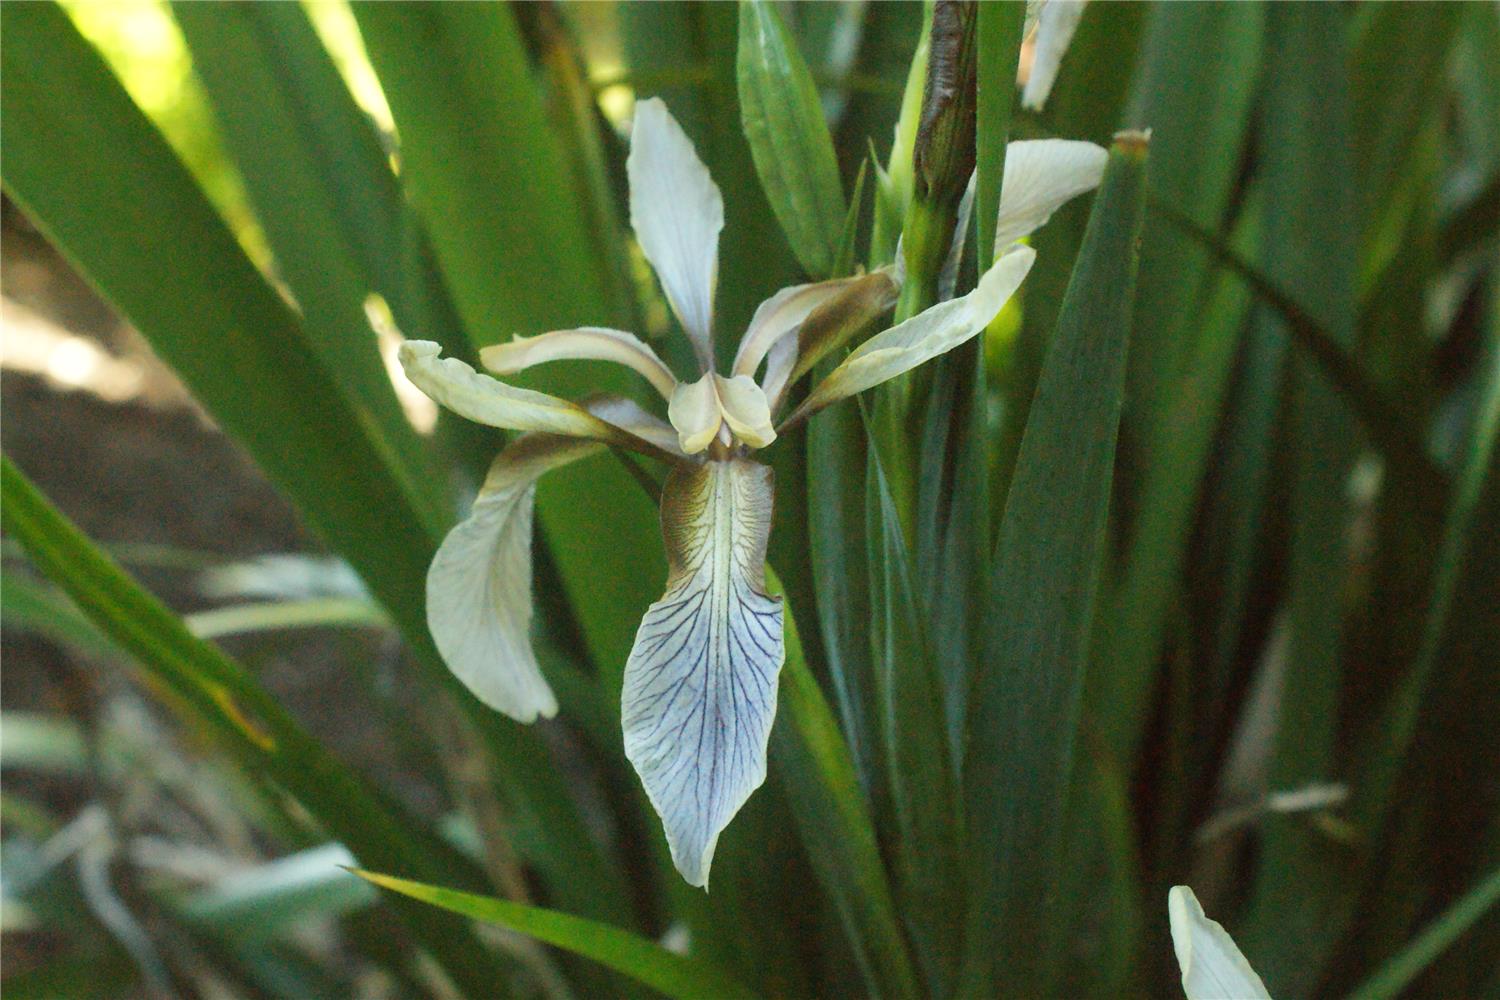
left=622, top=459, right=784, bottom=888
left=993, top=139, right=1107, bottom=249
left=784, top=245, right=1035, bottom=427
left=628, top=98, right=724, bottom=372
left=1167, top=886, right=1271, bottom=1000
left=427, top=435, right=602, bottom=721
left=481, top=327, right=679, bottom=401
left=1022, top=1, right=1088, bottom=112
left=426, top=396, right=677, bottom=721
left=399, top=341, right=627, bottom=443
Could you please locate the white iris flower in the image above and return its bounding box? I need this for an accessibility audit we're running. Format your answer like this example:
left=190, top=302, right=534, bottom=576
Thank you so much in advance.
left=399, top=98, right=1105, bottom=888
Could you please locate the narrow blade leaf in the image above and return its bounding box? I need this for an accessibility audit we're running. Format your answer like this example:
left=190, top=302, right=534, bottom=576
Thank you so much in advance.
left=962, top=133, right=1148, bottom=996
left=356, top=871, right=760, bottom=1000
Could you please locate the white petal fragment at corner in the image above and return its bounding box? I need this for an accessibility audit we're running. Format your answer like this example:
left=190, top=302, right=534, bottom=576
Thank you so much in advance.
left=398, top=341, right=622, bottom=441
left=793, top=244, right=1036, bottom=420
left=1167, top=886, right=1271, bottom=1000
left=628, top=98, right=724, bottom=371
left=622, top=459, right=785, bottom=888
left=427, top=436, right=605, bottom=722
left=992, top=139, right=1108, bottom=249
left=1022, top=0, right=1088, bottom=111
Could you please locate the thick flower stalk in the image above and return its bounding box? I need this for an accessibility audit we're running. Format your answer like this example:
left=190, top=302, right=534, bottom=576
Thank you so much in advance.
left=399, top=98, right=1104, bottom=888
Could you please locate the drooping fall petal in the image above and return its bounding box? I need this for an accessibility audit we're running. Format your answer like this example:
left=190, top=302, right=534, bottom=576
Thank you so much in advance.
left=622, top=459, right=784, bottom=888
left=481, top=327, right=679, bottom=401
left=427, top=434, right=601, bottom=722
left=992, top=139, right=1108, bottom=248
left=783, top=244, right=1035, bottom=427
left=1167, top=886, right=1271, bottom=1000
left=628, top=97, right=723, bottom=372
left=426, top=398, right=676, bottom=721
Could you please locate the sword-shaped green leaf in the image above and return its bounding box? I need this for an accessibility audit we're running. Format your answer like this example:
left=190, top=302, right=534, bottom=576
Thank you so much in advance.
left=962, top=132, right=1147, bottom=997
left=738, top=0, right=846, bottom=278
left=0, top=457, right=508, bottom=997
left=356, top=870, right=760, bottom=1000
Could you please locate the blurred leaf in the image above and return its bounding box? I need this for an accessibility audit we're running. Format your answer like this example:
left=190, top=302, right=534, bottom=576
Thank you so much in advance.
left=866, top=437, right=962, bottom=996
left=352, top=1, right=663, bottom=688
left=1, top=573, right=121, bottom=662
left=1353, top=299, right=1500, bottom=852
left=0, top=4, right=626, bottom=928
left=834, top=1, right=922, bottom=186
left=1089, top=193, right=1261, bottom=757
left=171, top=1, right=451, bottom=534
left=766, top=567, right=919, bottom=1000
left=962, top=134, right=1147, bottom=997
left=179, top=844, right=375, bottom=943
left=1158, top=202, right=1440, bottom=483
left=183, top=598, right=389, bottom=640
left=738, top=0, right=846, bottom=277
left=1239, top=6, right=1360, bottom=992
left=1352, top=2, right=1463, bottom=291
left=974, top=0, right=1024, bottom=272
left=1120, top=1, right=1263, bottom=475
left=1347, top=866, right=1500, bottom=1000
left=1, top=0, right=441, bottom=641
left=806, top=393, right=882, bottom=804
left=0, top=713, right=88, bottom=777
left=356, top=870, right=761, bottom=1000
left=0, top=456, right=510, bottom=996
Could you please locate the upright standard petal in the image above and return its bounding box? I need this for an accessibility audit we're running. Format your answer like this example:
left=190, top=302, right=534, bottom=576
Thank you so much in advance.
left=399, top=341, right=628, bottom=442
left=784, top=245, right=1035, bottom=427
left=427, top=434, right=604, bottom=722
left=1167, top=886, right=1271, bottom=1000
left=1021, top=1, right=1088, bottom=111
left=752, top=271, right=901, bottom=414
left=628, top=98, right=724, bottom=372
left=622, top=459, right=784, bottom=888
left=730, top=275, right=867, bottom=382
left=481, top=327, right=679, bottom=401
left=992, top=139, right=1108, bottom=248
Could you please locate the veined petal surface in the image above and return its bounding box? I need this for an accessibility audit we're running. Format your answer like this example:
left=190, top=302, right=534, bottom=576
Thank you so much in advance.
left=993, top=139, right=1107, bottom=248
left=786, top=245, right=1035, bottom=425
left=1167, top=886, right=1271, bottom=1000
left=481, top=327, right=679, bottom=401
left=399, top=341, right=625, bottom=442
left=427, top=434, right=604, bottom=722
left=628, top=97, right=723, bottom=372
left=1022, top=1, right=1088, bottom=111
left=622, top=459, right=784, bottom=888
